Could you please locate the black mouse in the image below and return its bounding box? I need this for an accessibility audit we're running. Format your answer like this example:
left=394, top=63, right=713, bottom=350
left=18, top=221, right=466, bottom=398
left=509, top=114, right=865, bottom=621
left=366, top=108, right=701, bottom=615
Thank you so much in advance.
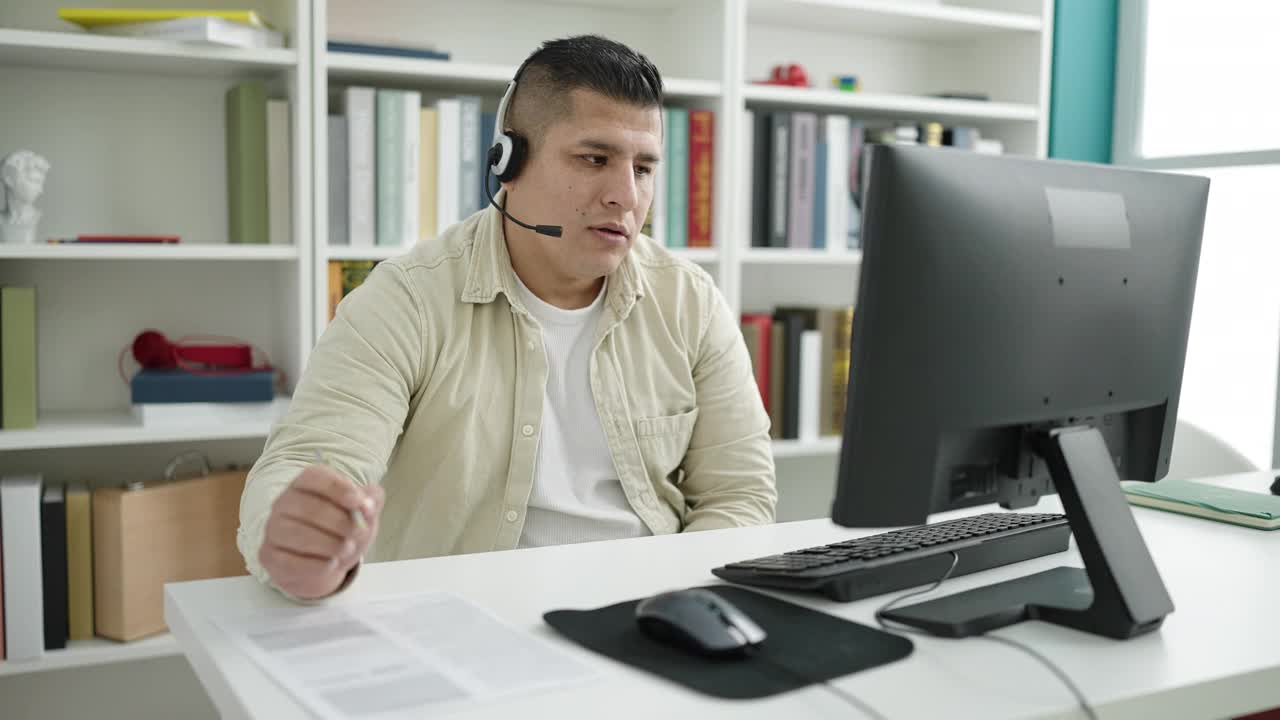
left=635, top=588, right=767, bottom=658
left=1272, top=475, right=1280, bottom=496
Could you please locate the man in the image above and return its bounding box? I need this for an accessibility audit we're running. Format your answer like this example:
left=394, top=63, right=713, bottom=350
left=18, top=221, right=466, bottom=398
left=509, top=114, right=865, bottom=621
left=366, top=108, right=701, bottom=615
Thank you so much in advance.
left=239, top=35, right=775, bottom=601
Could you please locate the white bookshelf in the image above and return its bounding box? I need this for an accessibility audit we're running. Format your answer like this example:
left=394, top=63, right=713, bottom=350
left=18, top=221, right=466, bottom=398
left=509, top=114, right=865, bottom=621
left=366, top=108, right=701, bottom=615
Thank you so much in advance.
left=0, top=0, right=1053, bottom=681
left=0, top=634, right=179, bottom=678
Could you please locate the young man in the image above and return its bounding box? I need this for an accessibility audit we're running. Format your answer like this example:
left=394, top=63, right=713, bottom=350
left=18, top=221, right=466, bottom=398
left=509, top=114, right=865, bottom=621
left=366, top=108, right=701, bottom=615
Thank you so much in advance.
left=239, top=35, right=775, bottom=601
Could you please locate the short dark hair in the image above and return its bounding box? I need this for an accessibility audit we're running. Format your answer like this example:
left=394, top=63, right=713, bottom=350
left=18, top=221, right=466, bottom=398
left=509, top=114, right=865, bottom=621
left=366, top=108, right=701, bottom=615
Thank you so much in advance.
left=507, top=35, right=664, bottom=151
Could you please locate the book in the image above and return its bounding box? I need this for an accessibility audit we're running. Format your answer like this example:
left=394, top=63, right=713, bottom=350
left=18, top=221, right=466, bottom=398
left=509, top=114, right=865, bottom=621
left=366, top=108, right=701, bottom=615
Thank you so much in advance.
left=343, top=87, right=377, bottom=247
left=226, top=81, right=269, bottom=244
left=740, top=313, right=773, bottom=414
left=130, top=369, right=274, bottom=404
left=435, top=98, right=461, bottom=233
left=749, top=110, right=771, bottom=248
left=477, top=111, right=496, bottom=216
left=1, top=475, right=44, bottom=661
left=375, top=89, right=407, bottom=247
left=328, top=115, right=349, bottom=245
left=41, top=485, right=68, bottom=651
left=769, top=112, right=790, bottom=248
left=65, top=483, right=95, bottom=642
left=326, top=40, right=449, bottom=61
left=687, top=109, right=714, bottom=248
left=267, top=99, right=292, bottom=245
left=649, top=107, right=670, bottom=246
left=1124, top=479, right=1280, bottom=530
left=1, top=286, right=37, bottom=430
left=328, top=261, right=379, bottom=320
left=58, top=8, right=269, bottom=29
left=824, top=115, right=850, bottom=254
left=798, top=330, right=822, bottom=440
left=418, top=107, right=439, bottom=242
left=131, top=399, right=284, bottom=428
left=666, top=107, right=688, bottom=248
left=457, top=96, right=482, bottom=219
left=84, top=16, right=283, bottom=48
left=788, top=112, right=816, bottom=249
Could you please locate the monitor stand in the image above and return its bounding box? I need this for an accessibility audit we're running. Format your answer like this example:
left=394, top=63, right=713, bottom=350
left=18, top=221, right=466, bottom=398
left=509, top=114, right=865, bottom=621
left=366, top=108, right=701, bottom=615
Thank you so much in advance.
left=879, top=425, right=1174, bottom=640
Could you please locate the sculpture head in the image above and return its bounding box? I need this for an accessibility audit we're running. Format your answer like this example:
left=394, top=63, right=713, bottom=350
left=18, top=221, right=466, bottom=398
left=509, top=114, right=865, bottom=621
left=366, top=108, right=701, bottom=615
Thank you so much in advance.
left=1, top=151, right=50, bottom=219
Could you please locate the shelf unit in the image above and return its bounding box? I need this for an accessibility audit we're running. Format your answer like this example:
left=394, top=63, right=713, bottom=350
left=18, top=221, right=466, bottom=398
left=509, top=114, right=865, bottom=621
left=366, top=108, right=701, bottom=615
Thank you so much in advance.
left=0, top=634, right=179, bottom=679
left=0, top=0, right=1053, bottom=679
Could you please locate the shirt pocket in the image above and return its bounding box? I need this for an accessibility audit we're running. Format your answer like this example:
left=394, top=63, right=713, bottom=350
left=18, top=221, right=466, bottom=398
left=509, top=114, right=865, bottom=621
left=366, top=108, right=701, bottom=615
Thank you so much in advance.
left=635, top=408, right=700, bottom=519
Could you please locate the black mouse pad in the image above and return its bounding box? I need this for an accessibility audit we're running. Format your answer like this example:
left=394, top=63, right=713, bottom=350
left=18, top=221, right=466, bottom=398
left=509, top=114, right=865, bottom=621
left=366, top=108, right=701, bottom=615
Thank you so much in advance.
left=543, top=585, right=913, bottom=700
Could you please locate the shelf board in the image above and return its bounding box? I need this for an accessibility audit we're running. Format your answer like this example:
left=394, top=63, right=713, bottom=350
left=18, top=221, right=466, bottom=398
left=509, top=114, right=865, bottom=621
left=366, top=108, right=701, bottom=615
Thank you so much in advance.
left=0, top=398, right=290, bottom=452
left=0, top=633, right=179, bottom=678
left=0, top=244, right=299, bottom=261
left=743, top=248, right=862, bottom=265
left=743, top=84, right=1038, bottom=123
left=324, top=245, right=410, bottom=262
left=325, top=54, right=721, bottom=100
left=773, top=436, right=841, bottom=458
left=748, top=0, right=1042, bottom=39
left=0, top=28, right=297, bottom=77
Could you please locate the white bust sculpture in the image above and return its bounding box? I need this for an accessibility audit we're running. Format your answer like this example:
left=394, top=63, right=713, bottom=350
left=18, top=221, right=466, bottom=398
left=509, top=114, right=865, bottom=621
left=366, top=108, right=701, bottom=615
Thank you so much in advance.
left=1, top=150, right=51, bottom=244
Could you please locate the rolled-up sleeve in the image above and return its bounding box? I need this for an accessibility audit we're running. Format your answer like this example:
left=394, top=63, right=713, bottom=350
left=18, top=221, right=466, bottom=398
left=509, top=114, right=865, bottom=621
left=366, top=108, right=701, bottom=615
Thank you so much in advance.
left=237, top=261, right=427, bottom=595
left=679, top=285, right=777, bottom=532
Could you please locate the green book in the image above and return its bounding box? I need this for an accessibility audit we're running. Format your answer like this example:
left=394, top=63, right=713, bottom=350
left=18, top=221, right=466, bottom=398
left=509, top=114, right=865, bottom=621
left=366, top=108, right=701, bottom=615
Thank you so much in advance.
left=1124, top=479, right=1280, bottom=530
left=666, top=107, right=688, bottom=249
left=226, top=81, right=269, bottom=244
left=376, top=89, right=412, bottom=247
left=1, top=286, right=37, bottom=429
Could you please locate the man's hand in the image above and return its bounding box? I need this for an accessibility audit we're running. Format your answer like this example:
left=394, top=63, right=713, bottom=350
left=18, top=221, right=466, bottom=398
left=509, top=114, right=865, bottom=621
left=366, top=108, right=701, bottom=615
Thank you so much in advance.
left=259, top=463, right=386, bottom=600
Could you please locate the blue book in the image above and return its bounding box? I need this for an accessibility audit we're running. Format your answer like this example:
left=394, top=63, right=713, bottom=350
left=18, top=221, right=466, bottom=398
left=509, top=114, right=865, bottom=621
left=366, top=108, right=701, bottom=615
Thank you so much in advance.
left=478, top=111, right=496, bottom=212
left=131, top=369, right=274, bottom=404
left=327, top=41, right=450, bottom=61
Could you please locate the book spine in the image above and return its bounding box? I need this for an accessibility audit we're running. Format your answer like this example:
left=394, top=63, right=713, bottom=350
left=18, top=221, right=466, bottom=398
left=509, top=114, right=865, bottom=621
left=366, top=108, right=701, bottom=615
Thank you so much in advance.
left=649, top=108, right=670, bottom=246
left=770, top=112, right=790, bottom=248
left=478, top=111, right=496, bottom=215
left=266, top=99, right=291, bottom=245
left=328, top=261, right=343, bottom=321
left=226, top=81, right=268, bottom=244
left=401, top=91, right=421, bottom=248
left=666, top=108, right=688, bottom=248
left=825, top=115, right=850, bottom=254
left=798, top=330, right=822, bottom=441
left=376, top=90, right=404, bottom=247
left=41, top=486, right=68, bottom=651
left=418, top=108, right=439, bottom=241
left=769, top=322, right=785, bottom=440
left=65, top=485, right=95, bottom=641
left=687, top=109, right=714, bottom=248
left=831, top=306, right=854, bottom=435
left=457, top=96, right=482, bottom=218
left=750, top=110, right=771, bottom=248
left=345, top=87, right=376, bottom=247
left=812, top=131, right=828, bottom=250
left=1, top=287, right=37, bottom=429
left=788, top=112, right=816, bottom=249
left=1, top=476, right=44, bottom=661
left=327, top=116, right=349, bottom=245
left=435, top=99, right=461, bottom=233
left=739, top=109, right=754, bottom=251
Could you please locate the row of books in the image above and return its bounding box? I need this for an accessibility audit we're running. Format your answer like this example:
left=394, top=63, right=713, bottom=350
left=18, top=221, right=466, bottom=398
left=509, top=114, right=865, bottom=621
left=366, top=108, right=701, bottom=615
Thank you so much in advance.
left=0, top=477, right=91, bottom=661
left=744, top=110, right=1003, bottom=251
left=742, top=306, right=855, bottom=441
left=328, top=90, right=717, bottom=250
left=226, top=82, right=292, bottom=245
left=326, top=260, right=380, bottom=321
left=1, top=286, right=37, bottom=430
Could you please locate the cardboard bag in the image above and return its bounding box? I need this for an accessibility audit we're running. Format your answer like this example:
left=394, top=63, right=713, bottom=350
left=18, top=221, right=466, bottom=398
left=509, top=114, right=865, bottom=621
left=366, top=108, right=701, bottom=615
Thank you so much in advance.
left=93, top=467, right=248, bottom=641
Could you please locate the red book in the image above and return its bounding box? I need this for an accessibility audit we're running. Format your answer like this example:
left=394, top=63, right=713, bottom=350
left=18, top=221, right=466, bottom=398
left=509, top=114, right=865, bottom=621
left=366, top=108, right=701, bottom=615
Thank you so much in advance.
left=687, top=109, right=714, bottom=248
left=741, top=313, right=773, bottom=413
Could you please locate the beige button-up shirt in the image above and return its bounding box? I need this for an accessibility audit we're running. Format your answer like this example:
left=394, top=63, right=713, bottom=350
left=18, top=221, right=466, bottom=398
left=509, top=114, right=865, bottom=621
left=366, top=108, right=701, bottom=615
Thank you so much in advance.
left=237, top=201, right=777, bottom=594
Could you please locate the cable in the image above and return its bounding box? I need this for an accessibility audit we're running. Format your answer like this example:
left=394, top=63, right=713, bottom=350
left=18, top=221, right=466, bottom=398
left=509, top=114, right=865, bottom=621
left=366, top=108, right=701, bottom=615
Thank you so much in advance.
left=747, top=649, right=887, bottom=720
left=871, top=552, right=1098, bottom=720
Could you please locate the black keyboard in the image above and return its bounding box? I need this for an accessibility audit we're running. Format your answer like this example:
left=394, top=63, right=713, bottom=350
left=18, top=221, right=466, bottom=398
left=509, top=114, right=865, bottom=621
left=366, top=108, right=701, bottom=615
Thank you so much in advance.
left=712, top=512, right=1071, bottom=602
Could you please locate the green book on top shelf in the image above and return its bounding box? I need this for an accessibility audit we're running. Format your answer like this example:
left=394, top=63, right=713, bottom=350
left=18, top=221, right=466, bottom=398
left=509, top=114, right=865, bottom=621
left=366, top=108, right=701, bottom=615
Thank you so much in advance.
left=226, top=80, right=269, bottom=244
left=1123, top=479, right=1280, bottom=530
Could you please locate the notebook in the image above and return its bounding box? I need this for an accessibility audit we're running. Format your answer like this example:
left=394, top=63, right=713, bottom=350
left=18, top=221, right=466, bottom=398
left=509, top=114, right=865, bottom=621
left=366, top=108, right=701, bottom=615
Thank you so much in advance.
left=1123, top=479, right=1280, bottom=530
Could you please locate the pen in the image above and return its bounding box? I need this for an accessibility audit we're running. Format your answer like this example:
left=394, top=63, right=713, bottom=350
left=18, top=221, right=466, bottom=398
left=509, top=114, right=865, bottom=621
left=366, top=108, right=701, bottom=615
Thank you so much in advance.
left=313, top=449, right=369, bottom=532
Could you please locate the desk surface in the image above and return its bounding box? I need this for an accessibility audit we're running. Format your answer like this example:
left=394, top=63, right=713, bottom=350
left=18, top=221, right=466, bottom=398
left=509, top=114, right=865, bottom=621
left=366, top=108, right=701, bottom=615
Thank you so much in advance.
left=166, top=471, right=1280, bottom=720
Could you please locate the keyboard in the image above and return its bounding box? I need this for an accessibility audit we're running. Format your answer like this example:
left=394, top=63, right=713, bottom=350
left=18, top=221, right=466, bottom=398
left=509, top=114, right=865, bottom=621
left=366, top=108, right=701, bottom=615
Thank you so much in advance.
left=712, top=512, right=1071, bottom=603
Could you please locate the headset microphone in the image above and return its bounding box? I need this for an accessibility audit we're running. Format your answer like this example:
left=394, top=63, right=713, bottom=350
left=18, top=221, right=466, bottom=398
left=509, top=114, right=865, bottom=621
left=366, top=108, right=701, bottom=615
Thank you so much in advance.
left=485, top=64, right=563, bottom=238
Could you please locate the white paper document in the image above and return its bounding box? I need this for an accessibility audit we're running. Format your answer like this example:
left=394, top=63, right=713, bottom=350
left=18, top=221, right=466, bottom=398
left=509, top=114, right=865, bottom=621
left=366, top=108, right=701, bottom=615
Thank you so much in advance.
left=212, top=592, right=598, bottom=718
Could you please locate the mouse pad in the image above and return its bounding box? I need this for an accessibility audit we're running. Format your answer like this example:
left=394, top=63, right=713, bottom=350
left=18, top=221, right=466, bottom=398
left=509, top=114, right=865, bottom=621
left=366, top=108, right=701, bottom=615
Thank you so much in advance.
left=543, top=585, right=913, bottom=700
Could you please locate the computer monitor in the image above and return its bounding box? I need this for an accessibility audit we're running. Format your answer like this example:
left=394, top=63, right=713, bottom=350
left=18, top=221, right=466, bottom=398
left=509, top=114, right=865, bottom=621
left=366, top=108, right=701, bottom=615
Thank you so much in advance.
left=833, top=144, right=1209, bottom=640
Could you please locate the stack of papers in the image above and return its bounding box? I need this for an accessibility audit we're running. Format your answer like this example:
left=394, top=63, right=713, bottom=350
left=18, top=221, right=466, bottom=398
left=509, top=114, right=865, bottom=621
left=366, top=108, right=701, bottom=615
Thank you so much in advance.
left=213, top=592, right=598, bottom=718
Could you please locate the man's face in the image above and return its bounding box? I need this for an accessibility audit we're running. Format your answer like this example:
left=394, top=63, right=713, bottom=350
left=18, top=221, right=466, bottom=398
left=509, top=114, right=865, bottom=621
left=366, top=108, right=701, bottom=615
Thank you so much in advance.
left=504, top=89, right=662, bottom=283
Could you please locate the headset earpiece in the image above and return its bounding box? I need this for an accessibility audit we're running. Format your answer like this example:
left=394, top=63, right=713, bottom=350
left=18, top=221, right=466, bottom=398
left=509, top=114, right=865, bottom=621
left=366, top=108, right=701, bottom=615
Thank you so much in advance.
left=493, top=131, right=527, bottom=184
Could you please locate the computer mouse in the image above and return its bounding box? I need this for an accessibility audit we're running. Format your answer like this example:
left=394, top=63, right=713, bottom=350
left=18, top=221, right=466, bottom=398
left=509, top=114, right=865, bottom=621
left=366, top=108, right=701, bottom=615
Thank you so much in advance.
left=635, top=588, right=767, bottom=658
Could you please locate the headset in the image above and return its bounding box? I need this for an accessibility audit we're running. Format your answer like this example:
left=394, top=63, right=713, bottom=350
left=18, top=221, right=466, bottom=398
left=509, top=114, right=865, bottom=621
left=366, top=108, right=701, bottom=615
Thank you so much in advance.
left=485, top=55, right=563, bottom=238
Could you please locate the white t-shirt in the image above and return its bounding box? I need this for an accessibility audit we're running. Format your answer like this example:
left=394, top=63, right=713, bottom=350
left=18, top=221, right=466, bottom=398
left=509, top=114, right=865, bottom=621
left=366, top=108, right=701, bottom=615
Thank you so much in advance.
left=513, top=275, right=652, bottom=548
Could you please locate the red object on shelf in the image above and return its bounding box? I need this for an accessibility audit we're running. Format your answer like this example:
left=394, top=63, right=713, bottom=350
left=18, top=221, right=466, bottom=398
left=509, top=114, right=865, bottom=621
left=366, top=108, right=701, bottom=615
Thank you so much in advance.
left=755, top=63, right=811, bottom=87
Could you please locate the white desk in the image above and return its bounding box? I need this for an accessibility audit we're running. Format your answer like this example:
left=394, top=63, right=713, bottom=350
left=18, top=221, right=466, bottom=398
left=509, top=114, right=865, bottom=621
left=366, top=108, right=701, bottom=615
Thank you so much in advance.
left=166, top=470, right=1280, bottom=720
